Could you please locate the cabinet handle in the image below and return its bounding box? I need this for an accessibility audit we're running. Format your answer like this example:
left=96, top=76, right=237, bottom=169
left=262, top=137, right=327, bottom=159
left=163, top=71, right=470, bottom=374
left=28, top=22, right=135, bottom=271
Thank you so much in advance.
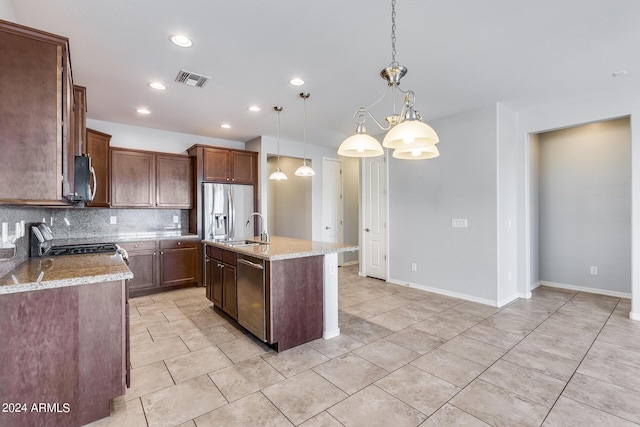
left=134, top=244, right=139, bottom=248
left=153, top=252, right=156, bottom=256
left=160, top=251, right=163, bottom=255
left=177, top=242, right=181, bottom=246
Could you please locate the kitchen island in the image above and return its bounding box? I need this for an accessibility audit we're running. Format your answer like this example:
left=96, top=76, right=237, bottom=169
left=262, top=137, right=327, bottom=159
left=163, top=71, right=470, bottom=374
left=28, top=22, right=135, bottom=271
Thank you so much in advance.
left=203, top=236, right=358, bottom=351
left=0, top=253, right=132, bottom=427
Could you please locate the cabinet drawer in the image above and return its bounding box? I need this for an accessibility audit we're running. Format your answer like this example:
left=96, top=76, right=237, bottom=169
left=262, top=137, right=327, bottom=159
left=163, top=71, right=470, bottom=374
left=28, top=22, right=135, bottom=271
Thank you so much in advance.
left=119, top=240, right=156, bottom=252
left=222, top=250, right=236, bottom=265
left=206, top=245, right=223, bottom=260
left=160, top=239, right=199, bottom=250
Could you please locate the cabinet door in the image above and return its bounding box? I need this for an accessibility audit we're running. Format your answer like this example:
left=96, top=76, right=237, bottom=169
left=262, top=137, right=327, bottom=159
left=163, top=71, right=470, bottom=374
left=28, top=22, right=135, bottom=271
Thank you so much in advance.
left=160, top=244, right=199, bottom=288
left=156, top=154, right=192, bottom=208
left=119, top=241, right=157, bottom=295
left=73, top=85, right=87, bottom=155
left=230, top=151, right=256, bottom=184
left=223, top=264, right=237, bottom=319
left=111, top=149, right=155, bottom=207
left=86, top=128, right=111, bottom=207
left=0, top=27, right=64, bottom=203
left=210, top=260, right=223, bottom=307
left=203, top=148, right=230, bottom=182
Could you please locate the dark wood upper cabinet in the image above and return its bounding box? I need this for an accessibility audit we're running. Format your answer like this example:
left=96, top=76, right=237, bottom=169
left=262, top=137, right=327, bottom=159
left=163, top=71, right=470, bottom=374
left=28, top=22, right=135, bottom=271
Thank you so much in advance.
left=111, top=149, right=155, bottom=208
left=203, top=148, right=230, bottom=182
left=85, top=128, right=111, bottom=207
left=111, top=148, right=192, bottom=208
left=0, top=20, right=75, bottom=205
left=196, top=146, right=257, bottom=185
left=230, top=151, right=256, bottom=184
left=156, top=154, right=192, bottom=208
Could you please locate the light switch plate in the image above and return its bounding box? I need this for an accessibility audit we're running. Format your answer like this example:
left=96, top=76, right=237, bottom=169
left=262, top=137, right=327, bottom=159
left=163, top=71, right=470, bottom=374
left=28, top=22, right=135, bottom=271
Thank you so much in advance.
left=173, top=215, right=179, bottom=223
left=452, top=218, right=468, bottom=228
left=110, top=216, right=117, bottom=225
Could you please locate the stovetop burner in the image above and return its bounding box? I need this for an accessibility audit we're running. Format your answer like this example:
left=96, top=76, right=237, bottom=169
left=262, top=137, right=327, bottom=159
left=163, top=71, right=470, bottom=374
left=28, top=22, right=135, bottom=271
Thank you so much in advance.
left=47, top=243, right=119, bottom=257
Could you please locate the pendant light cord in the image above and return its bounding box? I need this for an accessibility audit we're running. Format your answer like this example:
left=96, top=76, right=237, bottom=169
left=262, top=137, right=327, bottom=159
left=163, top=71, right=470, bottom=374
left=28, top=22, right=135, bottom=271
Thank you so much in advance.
left=274, top=106, right=283, bottom=168
left=303, top=96, right=307, bottom=162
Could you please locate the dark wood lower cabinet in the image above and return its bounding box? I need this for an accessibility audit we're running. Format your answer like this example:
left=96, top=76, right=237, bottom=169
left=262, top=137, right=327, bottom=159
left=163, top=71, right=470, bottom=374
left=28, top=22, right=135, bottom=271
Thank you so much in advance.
left=205, top=245, right=237, bottom=319
left=123, top=239, right=201, bottom=297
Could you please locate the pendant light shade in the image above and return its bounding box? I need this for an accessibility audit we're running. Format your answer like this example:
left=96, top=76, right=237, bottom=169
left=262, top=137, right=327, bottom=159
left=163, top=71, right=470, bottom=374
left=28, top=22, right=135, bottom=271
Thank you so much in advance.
left=392, top=144, right=439, bottom=160
left=269, top=106, right=288, bottom=181
left=295, top=93, right=315, bottom=176
left=269, top=168, right=288, bottom=180
left=338, top=123, right=384, bottom=157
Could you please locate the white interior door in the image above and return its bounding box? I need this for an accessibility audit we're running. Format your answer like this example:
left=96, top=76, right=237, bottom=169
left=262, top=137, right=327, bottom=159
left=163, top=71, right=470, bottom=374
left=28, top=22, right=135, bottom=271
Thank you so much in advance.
left=363, top=156, right=387, bottom=280
left=322, top=158, right=343, bottom=248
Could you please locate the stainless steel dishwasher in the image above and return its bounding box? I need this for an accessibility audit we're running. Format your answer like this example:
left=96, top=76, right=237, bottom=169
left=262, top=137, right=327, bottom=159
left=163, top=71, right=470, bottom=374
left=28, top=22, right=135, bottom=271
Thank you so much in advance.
left=236, top=254, right=266, bottom=341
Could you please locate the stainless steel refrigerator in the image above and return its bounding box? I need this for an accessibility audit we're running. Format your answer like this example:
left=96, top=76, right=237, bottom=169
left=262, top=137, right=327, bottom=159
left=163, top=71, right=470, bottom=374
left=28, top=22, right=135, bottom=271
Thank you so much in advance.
left=202, top=183, right=255, bottom=241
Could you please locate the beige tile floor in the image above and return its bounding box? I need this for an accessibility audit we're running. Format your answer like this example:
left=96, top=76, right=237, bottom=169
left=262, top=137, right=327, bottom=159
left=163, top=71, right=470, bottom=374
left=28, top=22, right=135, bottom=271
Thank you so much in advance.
left=86, top=265, right=640, bottom=427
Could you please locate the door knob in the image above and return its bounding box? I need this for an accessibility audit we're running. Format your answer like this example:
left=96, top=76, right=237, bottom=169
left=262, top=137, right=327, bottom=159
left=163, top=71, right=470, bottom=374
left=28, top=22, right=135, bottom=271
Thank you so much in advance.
left=365, top=228, right=370, bottom=232
left=325, top=226, right=331, bottom=230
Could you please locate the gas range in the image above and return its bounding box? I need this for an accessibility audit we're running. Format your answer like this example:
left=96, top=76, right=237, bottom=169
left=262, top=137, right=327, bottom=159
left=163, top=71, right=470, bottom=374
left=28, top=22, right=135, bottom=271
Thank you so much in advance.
left=29, top=222, right=119, bottom=258
left=47, top=243, right=119, bottom=256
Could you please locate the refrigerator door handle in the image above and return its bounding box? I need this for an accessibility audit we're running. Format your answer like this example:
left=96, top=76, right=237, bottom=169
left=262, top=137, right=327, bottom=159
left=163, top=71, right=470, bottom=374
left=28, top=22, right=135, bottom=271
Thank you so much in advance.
left=228, top=187, right=235, bottom=239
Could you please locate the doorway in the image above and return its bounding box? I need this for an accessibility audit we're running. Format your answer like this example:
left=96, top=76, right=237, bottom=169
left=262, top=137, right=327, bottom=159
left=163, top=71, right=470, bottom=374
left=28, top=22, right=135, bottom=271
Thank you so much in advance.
left=362, top=155, right=388, bottom=280
left=529, top=117, right=631, bottom=296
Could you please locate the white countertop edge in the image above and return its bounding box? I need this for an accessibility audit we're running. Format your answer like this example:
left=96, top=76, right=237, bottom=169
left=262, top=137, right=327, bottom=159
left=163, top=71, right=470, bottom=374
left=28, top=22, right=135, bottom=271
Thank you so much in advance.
left=202, top=238, right=359, bottom=261
left=0, top=271, right=134, bottom=295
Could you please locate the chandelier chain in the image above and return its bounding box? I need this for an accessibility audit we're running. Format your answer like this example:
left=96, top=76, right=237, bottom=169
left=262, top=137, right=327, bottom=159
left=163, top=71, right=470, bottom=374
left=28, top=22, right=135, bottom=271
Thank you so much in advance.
left=391, top=0, right=397, bottom=64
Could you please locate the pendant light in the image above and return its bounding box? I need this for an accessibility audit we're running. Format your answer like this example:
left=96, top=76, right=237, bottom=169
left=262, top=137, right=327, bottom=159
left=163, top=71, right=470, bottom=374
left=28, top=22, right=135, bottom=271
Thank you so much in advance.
left=295, top=92, right=315, bottom=176
left=269, top=106, right=288, bottom=181
left=337, top=0, right=440, bottom=159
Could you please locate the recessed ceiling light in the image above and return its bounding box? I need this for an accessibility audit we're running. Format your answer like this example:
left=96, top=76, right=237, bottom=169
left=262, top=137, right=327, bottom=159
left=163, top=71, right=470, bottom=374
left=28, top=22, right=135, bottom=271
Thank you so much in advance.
left=148, top=82, right=166, bottom=90
left=220, top=123, right=231, bottom=129
left=170, top=34, right=193, bottom=48
left=136, top=108, right=151, bottom=115
left=289, top=77, right=305, bottom=86
left=248, top=105, right=261, bottom=112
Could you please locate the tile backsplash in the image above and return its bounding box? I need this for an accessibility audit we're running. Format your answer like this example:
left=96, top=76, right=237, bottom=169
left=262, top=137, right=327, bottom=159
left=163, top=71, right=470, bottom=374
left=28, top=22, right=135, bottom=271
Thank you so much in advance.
left=0, top=206, right=189, bottom=277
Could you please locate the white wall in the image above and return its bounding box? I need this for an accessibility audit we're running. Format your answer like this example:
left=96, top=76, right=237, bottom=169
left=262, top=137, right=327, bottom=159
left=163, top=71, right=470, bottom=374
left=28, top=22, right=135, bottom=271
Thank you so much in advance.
left=87, top=119, right=244, bottom=154
left=0, top=0, right=15, bottom=21
left=537, top=118, right=631, bottom=295
left=529, top=133, right=540, bottom=288
left=497, top=103, right=519, bottom=305
left=517, top=90, right=640, bottom=320
left=388, top=106, right=499, bottom=304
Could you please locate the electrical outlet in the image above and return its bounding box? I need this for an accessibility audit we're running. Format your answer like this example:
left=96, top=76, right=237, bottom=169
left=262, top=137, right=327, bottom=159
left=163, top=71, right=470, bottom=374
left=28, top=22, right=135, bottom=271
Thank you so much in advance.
left=110, top=216, right=117, bottom=225
left=173, top=215, right=179, bottom=224
left=452, top=218, right=468, bottom=228
left=411, top=263, right=417, bottom=272
left=590, top=266, right=598, bottom=275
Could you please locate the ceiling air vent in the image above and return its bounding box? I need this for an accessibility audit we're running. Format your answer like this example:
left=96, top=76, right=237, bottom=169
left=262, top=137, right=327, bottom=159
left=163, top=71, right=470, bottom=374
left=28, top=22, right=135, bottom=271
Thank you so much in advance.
left=175, top=69, right=210, bottom=87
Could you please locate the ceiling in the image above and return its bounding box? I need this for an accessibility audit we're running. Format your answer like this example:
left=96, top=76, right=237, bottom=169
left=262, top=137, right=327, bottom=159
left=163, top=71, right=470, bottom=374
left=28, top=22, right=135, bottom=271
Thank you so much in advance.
left=8, top=0, right=640, bottom=149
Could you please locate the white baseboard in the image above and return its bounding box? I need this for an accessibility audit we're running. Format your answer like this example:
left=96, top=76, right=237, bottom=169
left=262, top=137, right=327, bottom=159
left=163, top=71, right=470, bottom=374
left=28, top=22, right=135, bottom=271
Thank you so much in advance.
left=340, top=260, right=359, bottom=267
left=497, top=293, right=525, bottom=308
left=630, top=311, right=640, bottom=321
left=539, top=281, right=632, bottom=299
left=387, top=278, right=500, bottom=307
left=531, top=281, right=541, bottom=290
left=323, top=328, right=340, bottom=340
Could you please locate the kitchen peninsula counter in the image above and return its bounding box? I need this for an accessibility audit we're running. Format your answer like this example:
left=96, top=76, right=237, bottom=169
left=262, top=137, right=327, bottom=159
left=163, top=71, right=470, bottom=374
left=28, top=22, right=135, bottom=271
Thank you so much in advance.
left=202, top=235, right=358, bottom=260
left=0, top=252, right=132, bottom=295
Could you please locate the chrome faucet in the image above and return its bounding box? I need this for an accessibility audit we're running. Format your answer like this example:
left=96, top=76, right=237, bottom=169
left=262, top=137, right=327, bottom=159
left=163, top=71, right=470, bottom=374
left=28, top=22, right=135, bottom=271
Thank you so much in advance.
left=245, top=212, right=269, bottom=243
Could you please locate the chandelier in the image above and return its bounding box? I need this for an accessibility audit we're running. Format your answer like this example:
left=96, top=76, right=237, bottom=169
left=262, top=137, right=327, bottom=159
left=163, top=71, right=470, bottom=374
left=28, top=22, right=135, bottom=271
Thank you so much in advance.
left=337, top=0, right=440, bottom=159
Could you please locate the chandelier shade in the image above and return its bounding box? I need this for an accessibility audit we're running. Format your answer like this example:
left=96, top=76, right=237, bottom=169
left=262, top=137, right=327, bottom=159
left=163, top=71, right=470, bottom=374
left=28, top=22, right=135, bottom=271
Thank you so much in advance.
left=392, top=144, right=439, bottom=160
left=338, top=124, right=384, bottom=157
left=382, top=115, right=439, bottom=149
left=295, top=161, right=315, bottom=176
left=269, top=168, right=288, bottom=180
left=295, top=93, right=315, bottom=176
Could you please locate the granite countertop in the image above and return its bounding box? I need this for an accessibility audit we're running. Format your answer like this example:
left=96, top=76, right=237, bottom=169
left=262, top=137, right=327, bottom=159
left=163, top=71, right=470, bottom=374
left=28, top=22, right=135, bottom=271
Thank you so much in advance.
left=0, top=253, right=133, bottom=295
left=203, top=236, right=359, bottom=261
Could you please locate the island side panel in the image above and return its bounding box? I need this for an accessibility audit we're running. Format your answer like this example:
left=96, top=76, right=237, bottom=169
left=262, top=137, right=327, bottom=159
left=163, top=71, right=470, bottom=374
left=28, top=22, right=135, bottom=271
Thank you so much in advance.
left=268, top=256, right=324, bottom=351
left=77, top=280, right=125, bottom=425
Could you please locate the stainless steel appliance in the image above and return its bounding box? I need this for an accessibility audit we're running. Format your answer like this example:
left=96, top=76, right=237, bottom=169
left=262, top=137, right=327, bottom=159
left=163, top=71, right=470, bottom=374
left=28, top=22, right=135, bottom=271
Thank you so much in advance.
left=236, top=254, right=266, bottom=341
left=29, top=222, right=118, bottom=257
left=72, top=154, right=96, bottom=203
left=202, top=183, right=254, bottom=241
